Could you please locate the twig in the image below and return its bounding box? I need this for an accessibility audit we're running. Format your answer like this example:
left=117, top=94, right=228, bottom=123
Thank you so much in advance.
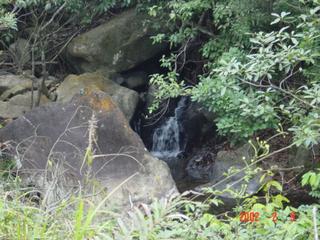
left=313, top=206, right=319, bottom=240
left=40, top=2, right=66, bottom=31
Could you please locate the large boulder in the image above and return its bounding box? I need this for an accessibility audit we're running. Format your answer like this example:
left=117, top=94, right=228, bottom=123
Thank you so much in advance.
left=57, top=72, right=139, bottom=120
left=67, top=9, right=167, bottom=73
left=0, top=90, right=177, bottom=208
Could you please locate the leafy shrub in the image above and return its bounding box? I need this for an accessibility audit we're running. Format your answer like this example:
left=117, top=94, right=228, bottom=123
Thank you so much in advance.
left=147, top=0, right=320, bottom=146
left=0, top=0, right=134, bottom=30
left=302, top=169, right=320, bottom=198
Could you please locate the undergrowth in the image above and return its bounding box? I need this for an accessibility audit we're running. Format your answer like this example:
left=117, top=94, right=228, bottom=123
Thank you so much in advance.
left=0, top=172, right=318, bottom=240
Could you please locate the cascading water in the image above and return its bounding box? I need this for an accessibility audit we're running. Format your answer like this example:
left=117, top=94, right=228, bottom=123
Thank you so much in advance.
left=151, top=97, right=187, bottom=159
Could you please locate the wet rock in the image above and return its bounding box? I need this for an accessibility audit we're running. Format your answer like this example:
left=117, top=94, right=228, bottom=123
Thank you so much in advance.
left=194, top=144, right=265, bottom=211
left=0, top=90, right=177, bottom=209
left=186, top=150, right=215, bottom=181
left=182, top=102, right=216, bottom=151
left=57, top=72, right=139, bottom=121
left=67, top=9, right=167, bottom=73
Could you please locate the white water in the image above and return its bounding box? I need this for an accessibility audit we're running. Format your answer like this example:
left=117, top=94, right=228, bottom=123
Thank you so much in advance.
left=151, top=98, right=187, bottom=159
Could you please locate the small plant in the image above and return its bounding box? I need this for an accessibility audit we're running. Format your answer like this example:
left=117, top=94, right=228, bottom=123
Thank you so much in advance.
left=302, top=169, right=320, bottom=199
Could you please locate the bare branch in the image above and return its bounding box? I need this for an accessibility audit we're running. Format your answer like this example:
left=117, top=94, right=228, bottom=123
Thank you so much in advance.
left=40, top=2, right=66, bottom=31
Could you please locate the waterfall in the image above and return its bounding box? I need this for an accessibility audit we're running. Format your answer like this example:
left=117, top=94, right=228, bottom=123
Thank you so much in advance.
left=151, top=98, right=187, bottom=159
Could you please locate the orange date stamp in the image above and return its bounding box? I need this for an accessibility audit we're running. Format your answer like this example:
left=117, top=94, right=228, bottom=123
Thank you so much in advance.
left=239, top=211, right=297, bottom=223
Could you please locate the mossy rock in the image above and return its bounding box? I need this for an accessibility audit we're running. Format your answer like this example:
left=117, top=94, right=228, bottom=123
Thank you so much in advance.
left=57, top=72, right=139, bottom=121
left=67, top=9, right=167, bottom=73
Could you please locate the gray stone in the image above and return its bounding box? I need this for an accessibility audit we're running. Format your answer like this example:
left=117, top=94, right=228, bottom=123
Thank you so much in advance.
left=0, top=91, right=177, bottom=209
left=67, top=9, right=167, bottom=73
left=0, top=74, right=56, bottom=101
left=0, top=92, right=51, bottom=119
left=0, top=74, right=30, bottom=95
left=8, top=91, right=51, bottom=107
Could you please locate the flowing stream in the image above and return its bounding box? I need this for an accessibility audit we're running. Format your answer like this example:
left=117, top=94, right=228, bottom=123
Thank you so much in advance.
left=151, top=98, right=187, bottom=159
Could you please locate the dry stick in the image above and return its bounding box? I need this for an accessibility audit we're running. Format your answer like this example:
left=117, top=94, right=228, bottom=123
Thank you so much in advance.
left=36, top=49, right=50, bottom=106
left=40, top=2, right=66, bottom=31
left=314, top=206, right=319, bottom=240
left=41, top=159, right=70, bottom=209
left=143, top=99, right=170, bottom=127
left=30, top=46, right=35, bottom=108
left=90, top=147, right=139, bottom=178
left=30, top=21, right=40, bottom=108
left=50, top=30, right=80, bottom=63
left=36, top=49, right=45, bottom=106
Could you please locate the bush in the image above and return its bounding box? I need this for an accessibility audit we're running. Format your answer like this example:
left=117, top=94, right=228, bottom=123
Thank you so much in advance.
left=147, top=0, right=320, bottom=146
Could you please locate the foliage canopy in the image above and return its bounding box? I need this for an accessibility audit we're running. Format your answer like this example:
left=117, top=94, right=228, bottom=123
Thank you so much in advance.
left=147, top=0, right=320, bottom=146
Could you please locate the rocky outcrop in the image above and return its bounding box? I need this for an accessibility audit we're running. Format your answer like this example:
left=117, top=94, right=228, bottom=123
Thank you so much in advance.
left=0, top=92, right=51, bottom=119
left=0, top=90, right=177, bottom=208
left=0, top=74, right=55, bottom=119
left=0, top=74, right=30, bottom=94
left=56, top=72, right=139, bottom=120
left=67, top=9, right=167, bottom=73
